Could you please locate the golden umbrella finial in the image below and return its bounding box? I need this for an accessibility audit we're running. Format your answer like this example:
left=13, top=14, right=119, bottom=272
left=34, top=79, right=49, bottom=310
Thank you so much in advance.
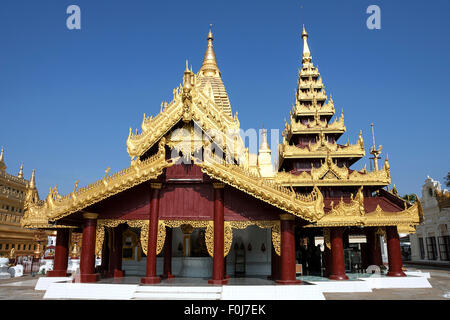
left=302, top=24, right=308, bottom=38
left=200, top=23, right=220, bottom=76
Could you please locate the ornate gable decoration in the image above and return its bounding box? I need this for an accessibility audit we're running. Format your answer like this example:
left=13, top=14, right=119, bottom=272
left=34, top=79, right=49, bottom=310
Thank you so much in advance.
left=305, top=187, right=423, bottom=232
left=22, top=140, right=172, bottom=228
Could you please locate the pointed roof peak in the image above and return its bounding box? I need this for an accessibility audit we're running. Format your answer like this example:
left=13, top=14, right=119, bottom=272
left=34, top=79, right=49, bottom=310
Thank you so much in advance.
left=301, top=24, right=311, bottom=64
left=18, top=163, right=23, bottom=178
left=302, top=24, right=308, bottom=39
left=200, top=24, right=220, bottom=77
left=208, top=24, right=214, bottom=40
left=0, top=146, right=6, bottom=171
left=29, top=168, right=36, bottom=189
left=259, top=126, right=270, bottom=152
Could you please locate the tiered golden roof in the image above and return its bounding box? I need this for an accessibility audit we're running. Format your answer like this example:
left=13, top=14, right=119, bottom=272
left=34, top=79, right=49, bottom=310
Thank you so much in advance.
left=21, top=26, right=422, bottom=235
left=276, top=25, right=395, bottom=190
left=275, top=152, right=391, bottom=187
left=279, top=26, right=362, bottom=168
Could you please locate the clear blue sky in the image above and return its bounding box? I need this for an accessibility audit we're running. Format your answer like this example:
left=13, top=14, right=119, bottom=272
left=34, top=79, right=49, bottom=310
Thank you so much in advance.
left=0, top=0, right=449, bottom=198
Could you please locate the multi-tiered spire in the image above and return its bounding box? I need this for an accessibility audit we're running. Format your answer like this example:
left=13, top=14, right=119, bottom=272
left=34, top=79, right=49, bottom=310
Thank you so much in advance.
left=276, top=26, right=390, bottom=190
left=196, top=25, right=232, bottom=117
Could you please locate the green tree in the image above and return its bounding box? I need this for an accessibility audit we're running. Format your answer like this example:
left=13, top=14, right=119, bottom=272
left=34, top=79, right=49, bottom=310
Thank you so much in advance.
left=445, top=172, right=450, bottom=187
left=402, top=194, right=417, bottom=203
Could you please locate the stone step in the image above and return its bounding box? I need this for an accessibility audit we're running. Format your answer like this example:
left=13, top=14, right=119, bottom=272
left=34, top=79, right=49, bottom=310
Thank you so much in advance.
left=133, top=292, right=221, bottom=300
left=136, top=286, right=222, bottom=293
left=133, top=285, right=222, bottom=300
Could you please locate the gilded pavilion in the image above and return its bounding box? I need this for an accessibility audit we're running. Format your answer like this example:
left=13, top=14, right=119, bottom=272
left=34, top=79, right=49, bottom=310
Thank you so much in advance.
left=21, top=26, right=422, bottom=284
left=0, top=147, right=48, bottom=258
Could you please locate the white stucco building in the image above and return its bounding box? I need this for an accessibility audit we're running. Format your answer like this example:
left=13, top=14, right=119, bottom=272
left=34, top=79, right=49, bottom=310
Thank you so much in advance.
left=410, top=176, right=450, bottom=264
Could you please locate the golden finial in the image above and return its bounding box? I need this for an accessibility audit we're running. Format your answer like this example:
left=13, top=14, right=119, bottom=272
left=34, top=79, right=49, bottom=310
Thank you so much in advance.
left=29, top=169, right=36, bottom=189
left=208, top=23, right=213, bottom=40
left=301, top=24, right=308, bottom=39
left=302, top=24, right=311, bottom=63
left=370, top=123, right=376, bottom=150
left=103, top=167, right=111, bottom=180
left=259, top=125, right=270, bottom=152
left=200, top=24, right=220, bottom=76
left=369, top=123, right=382, bottom=171
left=18, top=163, right=23, bottom=179
left=0, top=146, right=5, bottom=171
left=185, top=59, right=189, bottom=73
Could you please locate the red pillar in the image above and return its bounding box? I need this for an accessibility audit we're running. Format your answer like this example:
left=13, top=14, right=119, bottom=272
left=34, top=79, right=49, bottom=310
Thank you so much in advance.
left=109, top=225, right=124, bottom=278
left=365, top=227, right=383, bottom=266
left=141, top=183, right=162, bottom=284
left=329, top=227, right=349, bottom=280
left=79, top=213, right=100, bottom=283
left=276, top=214, right=301, bottom=285
left=47, top=229, right=69, bottom=277
left=162, top=227, right=174, bottom=279
left=386, top=226, right=406, bottom=277
left=209, top=182, right=228, bottom=285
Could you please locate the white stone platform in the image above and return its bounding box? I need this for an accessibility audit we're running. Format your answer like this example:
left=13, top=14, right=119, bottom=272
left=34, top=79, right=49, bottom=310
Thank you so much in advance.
left=40, top=273, right=433, bottom=300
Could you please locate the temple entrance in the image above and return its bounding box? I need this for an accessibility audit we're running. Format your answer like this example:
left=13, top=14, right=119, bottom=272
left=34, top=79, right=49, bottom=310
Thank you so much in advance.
left=119, top=224, right=272, bottom=279
left=120, top=225, right=213, bottom=278
left=227, top=226, right=271, bottom=277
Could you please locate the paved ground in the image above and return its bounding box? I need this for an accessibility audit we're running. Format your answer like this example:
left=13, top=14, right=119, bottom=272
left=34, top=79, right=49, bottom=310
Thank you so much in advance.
left=325, top=264, right=450, bottom=300
left=0, top=265, right=449, bottom=300
left=0, top=275, right=45, bottom=300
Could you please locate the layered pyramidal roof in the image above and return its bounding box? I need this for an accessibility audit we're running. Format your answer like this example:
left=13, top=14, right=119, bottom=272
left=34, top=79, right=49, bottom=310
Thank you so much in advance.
left=20, top=25, right=422, bottom=235
left=22, top=26, right=326, bottom=229
left=276, top=25, right=390, bottom=188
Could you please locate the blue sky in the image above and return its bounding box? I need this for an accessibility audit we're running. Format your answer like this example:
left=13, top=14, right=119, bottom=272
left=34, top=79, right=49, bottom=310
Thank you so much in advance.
left=0, top=0, right=449, bottom=198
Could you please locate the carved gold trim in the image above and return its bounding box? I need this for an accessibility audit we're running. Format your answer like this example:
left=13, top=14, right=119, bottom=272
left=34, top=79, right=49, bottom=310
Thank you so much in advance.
left=160, top=220, right=213, bottom=256
left=275, top=153, right=390, bottom=187
left=94, top=219, right=159, bottom=257
left=126, top=73, right=244, bottom=159
left=150, top=183, right=162, bottom=190
left=22, top=140, right=171, bottom=229
left=194, top=157, right=324, bottom=221
left=304, top=191, right=423, bottom=231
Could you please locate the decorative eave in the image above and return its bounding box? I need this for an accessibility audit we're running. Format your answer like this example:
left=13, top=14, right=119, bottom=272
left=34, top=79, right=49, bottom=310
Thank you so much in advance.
left=297, top=90, right=327, bottom=102
left=22, top=140, right=172, bottom=229
left=278, top=132, right=365, bottom=165
left=193, top=154, right=325, bottom=222
left=304, top=187, right=423, bottom=233
left=284, top=110, right=345, bottom=140
left=275, top=154, right=391, bottom=187
left=294, top=99, right=335, bottom=117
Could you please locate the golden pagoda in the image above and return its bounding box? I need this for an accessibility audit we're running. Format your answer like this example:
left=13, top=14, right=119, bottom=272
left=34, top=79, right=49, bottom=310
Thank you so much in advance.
left=0, top=148, right=46, bottom=258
